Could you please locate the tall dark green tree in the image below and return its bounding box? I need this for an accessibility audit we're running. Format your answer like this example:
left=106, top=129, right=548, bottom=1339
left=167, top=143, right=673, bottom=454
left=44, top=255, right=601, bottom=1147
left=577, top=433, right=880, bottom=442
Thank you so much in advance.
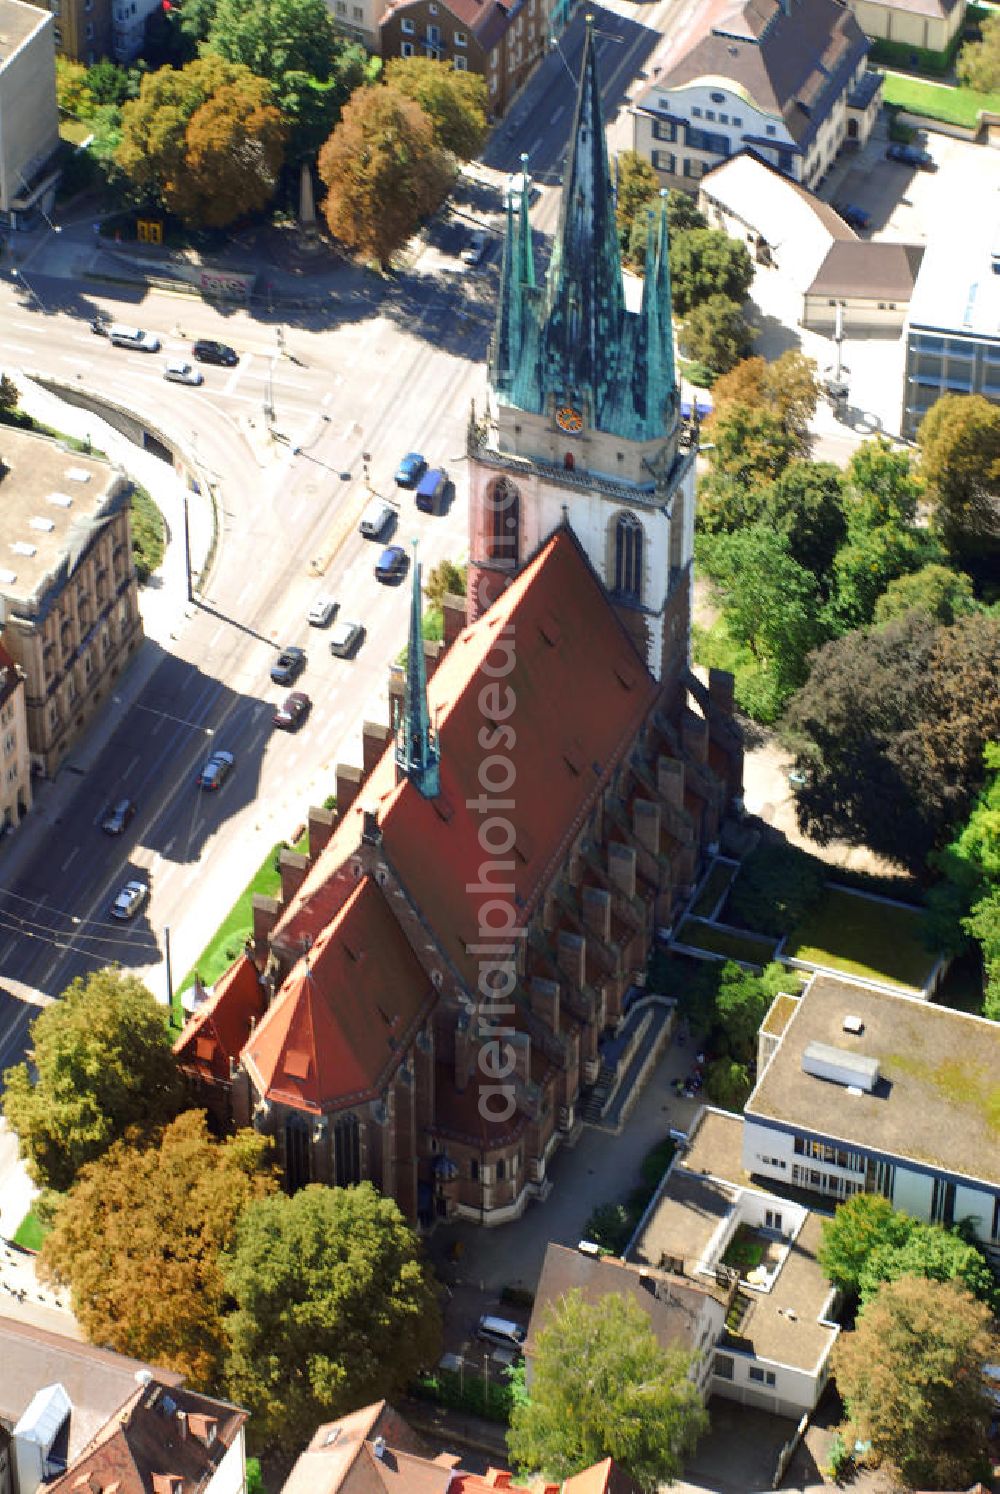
left=508, top=1289, right=707, bottom=1490
left=223, top=1183, right=442, bottom=1451
left=2, top=968, right=186, bottom=1192
left=668, top=227, right=753, bottom=316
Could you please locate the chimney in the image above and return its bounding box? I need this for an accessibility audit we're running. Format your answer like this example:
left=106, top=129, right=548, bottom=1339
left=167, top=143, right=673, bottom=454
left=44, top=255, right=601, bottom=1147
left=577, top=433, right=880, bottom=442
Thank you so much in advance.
left=362, top=720, right=392, bottom=777
left=529, top=975, right=559, bottom=1031
left=581, top=886, right=611, bottom=943
left=336, top=762, right=364, bottom=816
left=708, top=667, right=736, bottom=716
left=279, top=848, right=309, bottom=904
left=307, top=804, right=337, bottom=861
left=681, top=709, right=708, bottom=765
left=252, top=893, right=281, bottom=948
left=657, top=756, right=685, bottom=807
left=176, top=1411, right=188, bottom=1440
left=608, top=842, right=636, bottom=899
left=632, top=798, right=661, bottom=855
left=442, top=591, right=467, bottom=648
left=556, top=930, right=586, bottom=988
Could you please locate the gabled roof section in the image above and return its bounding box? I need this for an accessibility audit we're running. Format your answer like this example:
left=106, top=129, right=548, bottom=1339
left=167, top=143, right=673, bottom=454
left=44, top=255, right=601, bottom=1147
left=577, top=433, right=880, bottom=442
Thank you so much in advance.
left=563, top=1459, right=643, bottom=1494
left=275, top=529, right=657, bottom=995
left=280, top=1401, right=434, bottom=1494
left=244, top=877, right=434, bottom=1115
left=173, top=953, right=266, bottom=1083
left=45, top=1379, right=245, bottom=1494
left=638, top=0, right=869, bottom=150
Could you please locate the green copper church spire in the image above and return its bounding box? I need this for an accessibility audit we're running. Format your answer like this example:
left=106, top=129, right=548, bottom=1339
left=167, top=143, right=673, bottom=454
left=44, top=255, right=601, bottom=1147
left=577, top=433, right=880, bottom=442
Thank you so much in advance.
left=396, top=540, right=439, bottom=799
left=488, top=15, right=678, bottom=444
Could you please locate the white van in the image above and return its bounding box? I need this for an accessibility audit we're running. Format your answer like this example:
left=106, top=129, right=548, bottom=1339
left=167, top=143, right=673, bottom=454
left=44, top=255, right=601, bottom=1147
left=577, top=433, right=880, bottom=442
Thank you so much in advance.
left=359, top=496, right=395, bottom=539
left=109, top=324, right=160, bottom=352
left=476, top=1314, right=526, bottom=1350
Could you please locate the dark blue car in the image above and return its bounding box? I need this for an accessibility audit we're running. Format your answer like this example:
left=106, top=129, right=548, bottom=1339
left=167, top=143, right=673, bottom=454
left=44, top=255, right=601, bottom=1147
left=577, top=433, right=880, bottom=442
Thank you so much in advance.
left=375, top=545, right=408, bottom=583
left=395, top=451, right=426, bottom=487
left=835, top=201, right=871, bottom=231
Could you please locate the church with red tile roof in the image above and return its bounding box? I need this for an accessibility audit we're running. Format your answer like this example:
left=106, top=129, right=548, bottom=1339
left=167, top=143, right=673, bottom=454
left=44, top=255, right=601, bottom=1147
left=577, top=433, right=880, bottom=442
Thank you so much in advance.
left=174, top=28, right=742, bottom=1226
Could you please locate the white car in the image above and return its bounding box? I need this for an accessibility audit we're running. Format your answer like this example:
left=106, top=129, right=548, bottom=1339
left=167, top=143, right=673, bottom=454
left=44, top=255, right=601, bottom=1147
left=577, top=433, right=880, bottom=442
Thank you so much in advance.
left=330, top=619, right=364, bottom=658
left=308, top=594, right=337, bottom=627
left=111, top=878, right=148, bottom=920
left=359, top=497, right=395, bottom=539
left=461, top=231, right=488, bottom=266
left=163, top=359, right=204, bottom=386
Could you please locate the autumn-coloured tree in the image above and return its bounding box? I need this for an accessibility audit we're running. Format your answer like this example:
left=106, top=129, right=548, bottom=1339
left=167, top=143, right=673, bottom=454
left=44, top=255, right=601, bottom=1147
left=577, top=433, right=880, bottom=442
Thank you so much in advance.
left=835, top=1275, right=997, bottom=1489
left=384, top=58, right=487, bottom=158
left=917, top=392, right=1000, bottom=562
left=318, top=85, right=449, bottom=268
left=116, top=57, right=285, bottom=227
left=2, top=968, right=186, bottom=1193
left=709, top=351, right=819, bottom=456
left=39, top=1111, right=276, bottom=1388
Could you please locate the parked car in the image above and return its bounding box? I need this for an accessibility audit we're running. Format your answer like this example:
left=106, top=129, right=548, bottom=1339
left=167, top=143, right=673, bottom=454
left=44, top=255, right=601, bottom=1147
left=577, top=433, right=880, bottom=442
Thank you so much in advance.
left=270, top=646, right=306, bottom=685
left=395, top=451, right=426, bottom=487
left=109, top=324, right=161, bottom=352
left=461, top=231, right=488, bottom=266
left=308, top=594, right=337, bottom=627
left=111, top=878, right=148, bottom=920
left=193, top=339, right=238, bottom=366
left=273, top=691, right=311, bottom=730
left=163, top=359, right=204, bottom=386
left=886, top=142, right=936, bottom=170
left=834, top=202, right=871, bottom=231
left=329, top=619, right=365, bottom=658
left=102, top=797, right=136, bottom=836
left=197, top=749, right=235, bottom=791
left=359, top=497, right=396, bottom=539
left=415, top=467, right=448, bottom=514
left=374, top=545, right=408, bottom=583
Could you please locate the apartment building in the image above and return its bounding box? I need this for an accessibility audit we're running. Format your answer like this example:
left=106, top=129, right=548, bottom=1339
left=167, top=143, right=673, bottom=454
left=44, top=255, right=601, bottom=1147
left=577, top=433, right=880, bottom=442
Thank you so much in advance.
left=848, top=0, right=966, bottom=56
left=0, top=427, right=142, bottom=778
left=378, top=0, right=550, bottom=117
left=631, top=0, right=881, bottom=193
left=22, top=0, right=110, bottom=63
left=0, top=641, right=31, bottom=834
left=0, top=0, right=60, bottom=229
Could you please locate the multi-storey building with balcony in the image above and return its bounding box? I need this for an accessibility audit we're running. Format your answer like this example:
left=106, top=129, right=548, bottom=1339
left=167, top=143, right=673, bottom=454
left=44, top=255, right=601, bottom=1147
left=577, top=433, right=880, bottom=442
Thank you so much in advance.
left=0, top=0, right=60, bottom=229
left=0, top=427, right=142, bottom=778
left=0, top=640, right=31, bottom=834
left=631, top=0, right=880, bottom=194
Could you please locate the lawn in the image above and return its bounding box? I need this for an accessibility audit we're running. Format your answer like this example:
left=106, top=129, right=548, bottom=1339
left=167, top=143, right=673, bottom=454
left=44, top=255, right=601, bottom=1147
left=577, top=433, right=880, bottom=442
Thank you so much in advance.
left=882, top=71, right=1000, bottom=128
left=175, top=831, right=308, bottom=1027
left=13, top=1208, right=46, bottom=1252
left=722, top=1227, right=765, bottom=1275
left=784, top=887, right=935, bottom=992
left=676, top=919, right=779, bottom=966
left=58, top=117, right=93, bottom=146
left=691, top=859, right=738, bottom=920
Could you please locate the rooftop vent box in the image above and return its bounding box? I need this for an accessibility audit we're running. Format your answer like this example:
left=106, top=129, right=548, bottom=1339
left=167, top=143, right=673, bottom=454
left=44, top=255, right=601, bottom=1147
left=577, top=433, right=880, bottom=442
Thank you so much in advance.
left=65, top=468, right=91, bottom=483
left=577, top=1240, right=601, bottom=1257
left=802, top=1041, right=879, bottom=1094
left=11, top=542, right=36, bottom=558
left=842, top=1015, right=864, bottom=1035
left=47, top=492, right=73, bottom=508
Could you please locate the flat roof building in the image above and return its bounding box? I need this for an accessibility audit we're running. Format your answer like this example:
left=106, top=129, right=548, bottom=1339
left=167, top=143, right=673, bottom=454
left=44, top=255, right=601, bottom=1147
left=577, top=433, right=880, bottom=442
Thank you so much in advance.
left=0, top=0, right=60, bottom=228
left=744, top=974, right=1000, bottom=1256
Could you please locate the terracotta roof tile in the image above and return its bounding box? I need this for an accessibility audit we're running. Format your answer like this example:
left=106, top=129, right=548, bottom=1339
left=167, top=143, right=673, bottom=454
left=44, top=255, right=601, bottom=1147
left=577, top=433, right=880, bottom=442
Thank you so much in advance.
left=563, top=1459, right=643, bottom=1494
left=280, top=1402, right=433, bottom=1494
left=172, top=954, right=267, bottom=1083
left=244, top=877, right=434, bottom=1114
left=276, top=530, right=657, bottom=995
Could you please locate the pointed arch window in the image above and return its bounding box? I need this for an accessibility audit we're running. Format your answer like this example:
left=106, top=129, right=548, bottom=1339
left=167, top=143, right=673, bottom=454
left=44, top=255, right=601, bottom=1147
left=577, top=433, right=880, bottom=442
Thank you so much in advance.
left=285, top=1114, right=312, bottom=1193
left=485, top=477, right=520, bottom=566
left=334, top=1112, right=361, bottom=1185
left=614, top=512, right=644, bottom=602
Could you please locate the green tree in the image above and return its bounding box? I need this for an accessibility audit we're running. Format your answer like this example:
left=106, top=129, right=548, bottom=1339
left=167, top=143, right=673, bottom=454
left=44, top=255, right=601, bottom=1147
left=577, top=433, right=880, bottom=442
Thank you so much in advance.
left=318, top=85, right=450, bottom=268
left=385, top=57, right=487, bottom=158
left=668, top=227, right=754, bottom=316
left=834, top=1275, right=997, bottom=1490
left=86, top=60, right=136, bottom=106
left=508, top=1289, right=707, bottom=1490
left=703, top=1057, right=751, bottom=1111
left=0, top=373, right=19, bottom=412
left=39, top=1111, right=276, bottom=1387
left=713, top=961, right=790, bottom=1062
left=223, top=1182, right=442, bottom=1451
left=667, top=189, right=706, bottom=234
left=425, top=557, right=467, bottom=609
left=206, top=0, right=367, bottom=157
left=957, top=8, right=1000, bottom=92
left=678, top=294, right=754, bottom=375
left=700, top=404, right=798, bottom=493
left=116, top=58, right=286, bottom=228
left=874, top=561, right=978, bottom=627
left=725, top=842, right=826, bottom=939
left=700, top=524, right=825, bottom=702
left=614, top=149, right=659, bottom=262
left=760, top=461, right=846, bottom=587
left=965, top=885, right=1000, bottom=1019
left=784, top=611, right=1000, bottom=866
left=860, top=1223, right=1000, bottom=1312
left=55, top=56, right=94, bottom=117
left=709, top=351, right=819, bottom=456
left=818, top=1194, right=914, bottom=1297
left=2, top=968, right=186, bottom=1193
left=917, top=392, right=1000, bottom=562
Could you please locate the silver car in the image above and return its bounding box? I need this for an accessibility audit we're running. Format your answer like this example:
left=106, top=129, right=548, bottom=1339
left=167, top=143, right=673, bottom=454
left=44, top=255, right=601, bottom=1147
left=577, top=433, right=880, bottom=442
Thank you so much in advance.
left=329, top=620, right=364, bottom=658
left=163, top=359, right=204, bottom=386
left=111, top=878, right=148, bottom=920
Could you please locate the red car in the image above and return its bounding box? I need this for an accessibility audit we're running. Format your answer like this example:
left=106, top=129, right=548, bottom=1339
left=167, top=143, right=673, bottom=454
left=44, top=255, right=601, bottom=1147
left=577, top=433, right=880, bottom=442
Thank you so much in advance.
left=273, top=692, right=311, bottom=730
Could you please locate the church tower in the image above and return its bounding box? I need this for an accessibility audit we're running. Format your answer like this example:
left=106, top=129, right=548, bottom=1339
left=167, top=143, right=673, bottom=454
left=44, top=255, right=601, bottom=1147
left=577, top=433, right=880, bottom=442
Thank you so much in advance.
left=467, top=16, right=697, bottom=700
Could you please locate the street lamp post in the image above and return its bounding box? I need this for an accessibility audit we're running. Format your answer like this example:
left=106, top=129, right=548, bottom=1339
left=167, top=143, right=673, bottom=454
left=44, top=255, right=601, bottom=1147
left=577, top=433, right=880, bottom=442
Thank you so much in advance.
left=362, top=451, right=371, bottom=490
left=182, top=490, right=193, bottom=602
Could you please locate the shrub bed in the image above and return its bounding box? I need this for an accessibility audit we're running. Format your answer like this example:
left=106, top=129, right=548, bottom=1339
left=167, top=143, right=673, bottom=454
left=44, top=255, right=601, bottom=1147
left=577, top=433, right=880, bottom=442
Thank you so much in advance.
left=411, top=1366, right=513, bottom=1423
left=725, top=842, right=826, bottom=938
left=676, top=919, right=778, bottom=965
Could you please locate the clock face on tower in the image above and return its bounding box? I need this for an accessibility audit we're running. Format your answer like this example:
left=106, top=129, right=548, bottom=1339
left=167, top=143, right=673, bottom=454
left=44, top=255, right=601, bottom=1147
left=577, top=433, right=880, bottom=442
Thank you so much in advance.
left=555, top=404, right=584, bottom=434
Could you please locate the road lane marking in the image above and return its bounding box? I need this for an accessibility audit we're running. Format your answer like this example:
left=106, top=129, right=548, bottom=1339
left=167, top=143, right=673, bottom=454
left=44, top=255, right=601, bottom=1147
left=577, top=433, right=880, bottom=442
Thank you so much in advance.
left=224, top=354, right=249, bottom=395
left=123, top=753, right=140, bottom=779
left=60, top=848, right=80, bottom=872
